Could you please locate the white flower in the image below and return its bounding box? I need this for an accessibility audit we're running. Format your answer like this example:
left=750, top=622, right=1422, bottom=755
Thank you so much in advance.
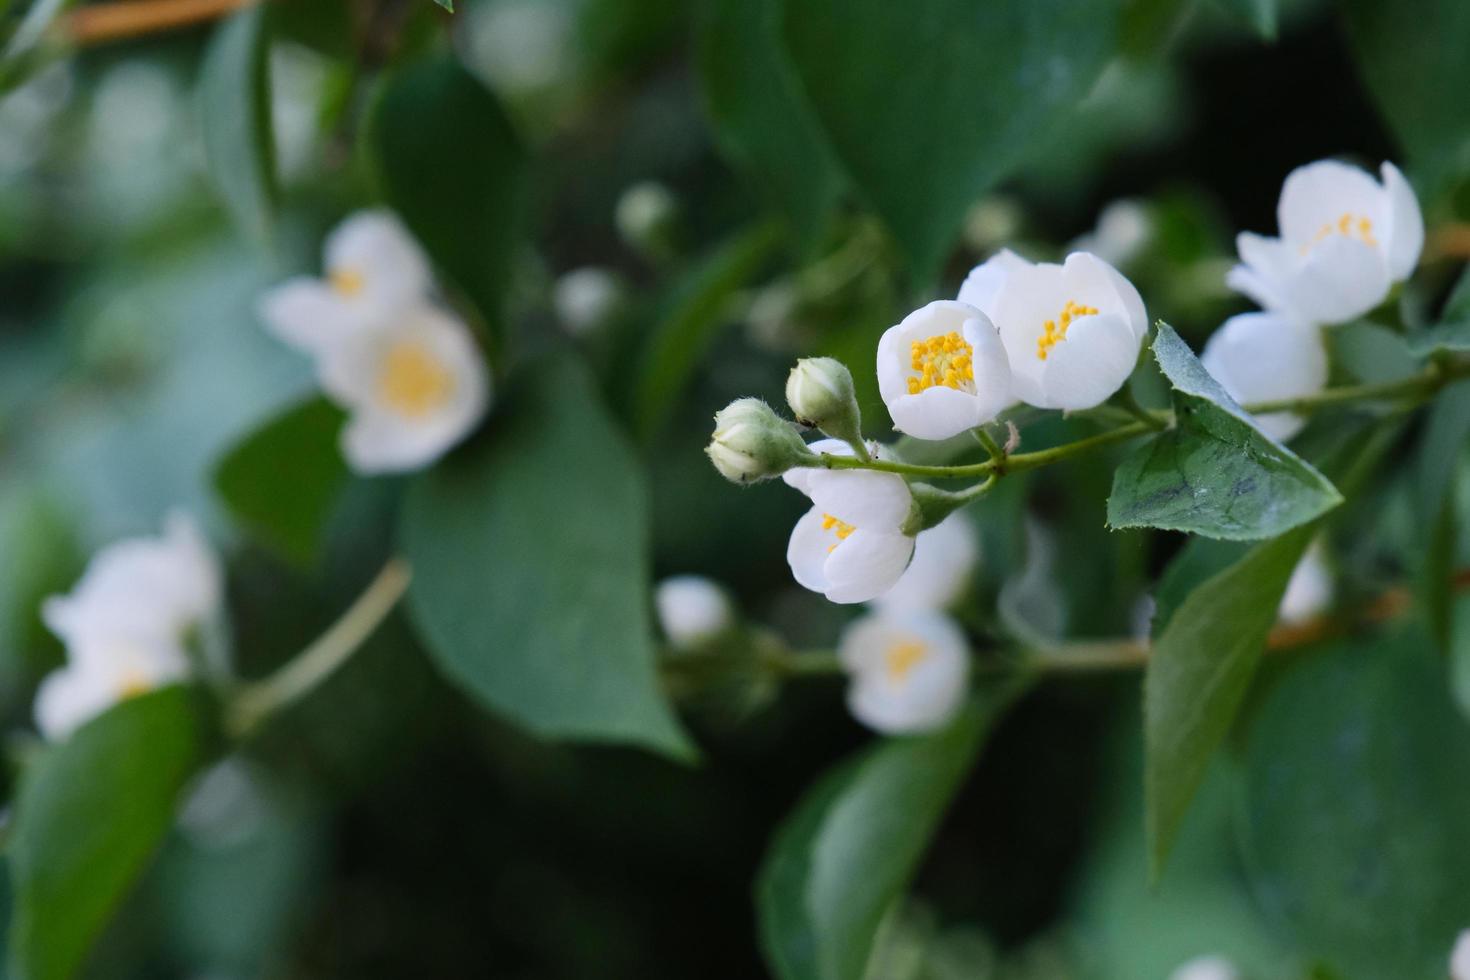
left=316, top=304, right=491, bottom=474
left=35, top=512, right=220, bottom=741
left=258, top=210, right=433, bottom=353
left=553, top=266, right=623, bottom=336
left=787, top=468, right=916, bottom=604
left=782, top=438, right=892, bottom=495
left=1201, top=311, right=1327, bottom=441
left=838, top=609, right=970, bottom=733
left=1227, top=160, right=1423, bottom=326
left=876, top=300, right=1012, bottom=440
left=1069, top=199, right=1154, bottom=269
left=1450, top=928, right=1470, bottom=980
left=962, top=250, right=1148, bottom=411
left=1167, top=955, right=1239, bottom=980
left=655, top=576, right=735, bottom=650
left=872, top=512, right=979, bottom=613
left=1278, top=543, right=1332, bottom=625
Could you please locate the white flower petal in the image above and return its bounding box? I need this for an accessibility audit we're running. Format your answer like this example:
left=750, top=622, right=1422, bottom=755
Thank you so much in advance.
left=872, top=512, right=979, bottom=613
left=1285, top=234, right=1390, bottom=325
left=787, top=507, right=834, bottom=594
left=1277, top=159, right=1388, bottom=247
left=956, top=248, right=1031, bottom=316
left=1063, top=251, right=1149, bottom=341
left=1035, top=312, right=1140, bottom=410
left=34, top=666, right=114, bottom=741
left=1201, top=311, right=1326, bottom=441
left=838, top=609, right=969, bottom=733
left=1278, top=543, right=1331, bottom=625
left=823, top=529, right=915, bottom=604
left=1450, top=928, right=1470, bottom=980
left=324, top=210, right=432, bottom=316
left=256, top=278, right=361, bottom=354
left=1381, top=161, right=1424, bottom=281
left=806, top=469, right=913, bottom=530
left=887, top=387, right=981, bottom=440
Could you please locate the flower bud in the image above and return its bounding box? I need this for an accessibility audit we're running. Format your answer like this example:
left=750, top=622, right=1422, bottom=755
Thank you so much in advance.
left=706, top=398, right=813, bottom=484
left=785, top=357, right=862, bottom=446
left=655, top=575, right=734, bottom=651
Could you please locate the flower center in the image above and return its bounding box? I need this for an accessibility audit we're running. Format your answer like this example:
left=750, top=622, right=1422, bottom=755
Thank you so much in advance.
left=378, top=340, right=455, bottom=418
left=884, top=639, right=928, bottom=683
left=115, top=668, right=153, bottom=700
left=821, top=513, right=857, bottom=553
left=330, top=266, right=366, bottom=297
left=1302, top=212, right=1377, bottom=253
left=907, top=332, right=974, bottom=394
left=1035, top=299, right=1098, bottom=361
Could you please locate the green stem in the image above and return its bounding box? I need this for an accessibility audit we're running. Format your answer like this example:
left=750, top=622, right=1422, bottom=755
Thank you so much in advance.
left=1240, top=361, right=1466, bottom=416
left=225, top=559, right=413, bottom=739
left=973, top=427, right=1005, bottom=461
left=762, top=648, right=843, bottom=676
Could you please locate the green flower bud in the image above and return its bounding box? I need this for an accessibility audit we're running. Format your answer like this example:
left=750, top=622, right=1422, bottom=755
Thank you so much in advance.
left=785, top=356, right=862, bottom=446
left=706, top=398, right=814, bottom=484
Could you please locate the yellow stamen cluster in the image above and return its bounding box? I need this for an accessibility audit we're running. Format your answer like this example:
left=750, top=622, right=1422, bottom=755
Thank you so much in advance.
left=884, top=639, right=928, bottom=683
left=378, top=340, right=456, bottom=418
left=907, top=332, right=975, bottom=394
left=1303, top=212, right=1377, bottom=253
left=1035, top=299, right=1098, bottom=361
left=330, top=266, right=366, bottom=297
left=116, top=670, right=152, bottom=700
left=821, top=513, right=857, bottom=553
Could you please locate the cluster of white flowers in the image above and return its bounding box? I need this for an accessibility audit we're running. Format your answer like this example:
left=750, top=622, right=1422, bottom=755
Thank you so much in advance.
left=259, top=211, right=490, bottom=474
left=35, top=513, right=221, bottom=741
left=1208, top=159, right=1423, bottom=440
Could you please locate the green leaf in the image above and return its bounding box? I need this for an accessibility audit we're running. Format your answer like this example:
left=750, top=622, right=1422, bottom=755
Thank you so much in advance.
left=1407, top=265, right=1470, bottom=355
left=372, top=58, right=526, bottom=346
left=1237, top=631, right=1470, bottom=976
left=199, top=5, right=277, bottom=242
left=756, top=684, right=1022, bottom=980
left=1145, top=524, right=1314, bottom=879
left=1212, top=0, right=1277, bottom=40
left=1109, top=324, right=1342, bottom=540
left=696, top=0, right=845, bottom=251
left=1414, top=382, right=1470, bottom=648
left=9, top=688, right=207, bottom=980
left=213, top=398, right=349, bottom=568
left=781, top=0, right=1119, bottom=281
left=431, top=0, right=453, bottom=10
left=400, top=354, right=694, bottom=760
left=629, top=221, right=782, bottom=442
left=1340, top=0, right=1470, bottom=194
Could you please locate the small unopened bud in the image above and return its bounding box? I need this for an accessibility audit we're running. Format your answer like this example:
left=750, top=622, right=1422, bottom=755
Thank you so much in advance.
left=786, top=357, right=862, bottom=446
left=616, top=181, right=678, bottom=262
left=655, top=575, right=734, bottom=651
left=706, top=398, right=814, bottom=484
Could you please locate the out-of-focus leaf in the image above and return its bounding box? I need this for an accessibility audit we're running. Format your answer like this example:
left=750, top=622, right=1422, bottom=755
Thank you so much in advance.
left=1109, top=325, right=1342, bottom=540
left=781, top=0, right=1119, bottom=281
left=757, top=684, right=1022, bottom=980
left=431, top=0, right=453, bottom=11
left=0, top=489, right=77, bottom=689
left=372, top=58, right=526, bottom=346
left=1145, top=524, right=1315, bottom=879
left=696, top=0, right=844, bottom=251
left=1237, top=630, right=1470, bottom=977
left=199, top=6, right=277, bottom=242
left=1213, top=0, right=1277, bottom=40
left=1414, top=382, right=1470, bottom=649
left=1340, top=0, right=1470, bottom=195
left=9, top=688, right=207, bottom=980
left=1150, top=536, right=1248, bottom=634
left=1408, top=265, right=1470, bottom=355
left=1329, top=321, right=1419, bottom=384
left=401, top=354, right=694, bottom=760
left=630, top=221, right=781, bottom=441
left=213, top=397, right=348, bottom=568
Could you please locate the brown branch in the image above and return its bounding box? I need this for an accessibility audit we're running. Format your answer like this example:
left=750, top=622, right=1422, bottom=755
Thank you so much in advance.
left=64, top=0, right=257, bottom=46
left=1427, top=224, right=1470, bottom=262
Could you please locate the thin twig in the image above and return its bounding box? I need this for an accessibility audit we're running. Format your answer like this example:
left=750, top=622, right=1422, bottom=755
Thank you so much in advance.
left=65, top=0, right=256, bottom=46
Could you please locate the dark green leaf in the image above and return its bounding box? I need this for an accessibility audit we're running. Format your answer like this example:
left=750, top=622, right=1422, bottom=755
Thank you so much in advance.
left=213, top=398, right=349, bottom=568
left=1330, top=321, right=1419, bottom=384
left=630, top=221, right=782, bottom=441
left=756, top=685, right=1022, bottom=980
left=1406, top=321, right=1470, bottom=356
left=696, top=0, right=845, bottom=251
left=400, top=354, right=694, bottom=760
left=372, top=59, right=526, bottom=346
left=1150, top=536, right=1248, bottom=634
left=199, top=6, right=277, bottom=242
left=9, top=688, right=207, bottom=980
left=1145, top=524, right=1315, bottom=879
left=1414, top=382, right=1470, bottom=648
left=1237, top=631, right=1470, bottom=976
left=1340, top=0, right=1470, bottom=194
left=431, top=0, right=453, bottom=10
left=1213, top=0, right=1277, bottom=40
left=781, top=0, right=1119, bottom=280
left=1109, top=325, right=1342, bottom=540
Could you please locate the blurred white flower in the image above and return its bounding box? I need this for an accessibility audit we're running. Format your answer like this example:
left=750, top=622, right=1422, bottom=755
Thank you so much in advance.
left=1201, top=310, right=1327, bottom=441
left=1450, top=929, right=1470, bottom=980
left=553, top=266, right=624, bottom=336
left=876, top=300, right=1012, bottom=440
left=461, top=0, right=574, bottom=97
left=0, top=61, right=72, bottom=177
left=1167, top=955, right=1239, bottom=980
left=615, top=181, right=677, bottom=256
left=1277, top=543, right=1331, bottom=625
left=1228, top=159, right=1423, bottom=326
left=35, top=512, right=220, bottom=741
left=787, top=468, right=915, bottom=604
left=872, top=512, right=979, bottom=614
left=270, top=43, right=331, bottom=182
left=259, top=210, right=433, bottom=354
left=962, top=195, right=1023, bottom=254
left=961, top=250, right=1148, bottom=411
left=655, top=576, right=735, bottom=650
left=316, top=304, right=491, bottom=474
left=1070, top=199, right=1154, bottom=269
left=838, top=608, right=969, bottom=733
